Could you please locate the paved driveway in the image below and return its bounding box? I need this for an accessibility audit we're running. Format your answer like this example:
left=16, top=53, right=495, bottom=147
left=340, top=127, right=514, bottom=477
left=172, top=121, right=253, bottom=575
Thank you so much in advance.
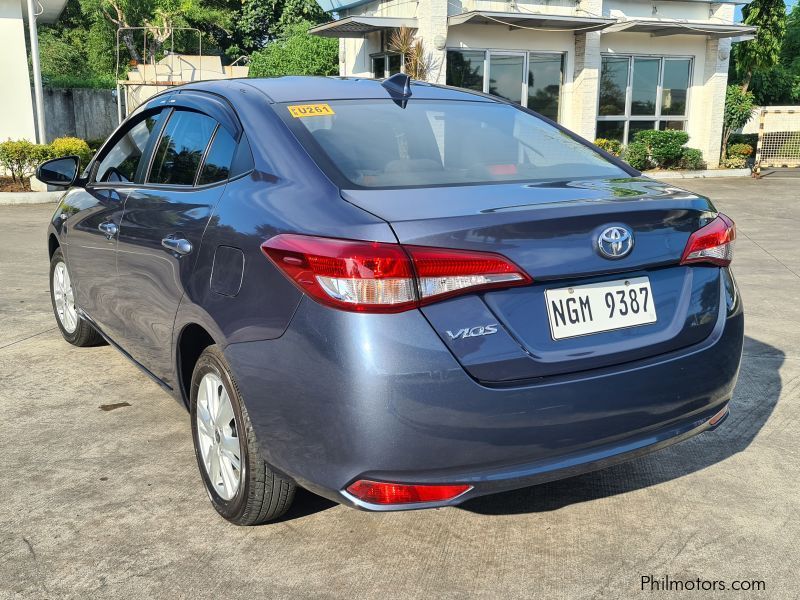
left=1, top=177, right=798, bottom=599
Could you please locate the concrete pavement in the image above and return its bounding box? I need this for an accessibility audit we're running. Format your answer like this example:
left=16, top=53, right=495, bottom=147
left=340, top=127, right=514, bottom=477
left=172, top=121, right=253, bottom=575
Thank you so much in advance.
left=0, top=177, right=798, bottom=599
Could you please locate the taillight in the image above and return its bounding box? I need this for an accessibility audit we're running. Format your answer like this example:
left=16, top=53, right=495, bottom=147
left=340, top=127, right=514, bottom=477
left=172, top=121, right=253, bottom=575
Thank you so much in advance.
left=261, top=234, right=531, bottom=313
left=680, top=214, right=736, bottom=267
left=346, top=479, right=472, bottom=505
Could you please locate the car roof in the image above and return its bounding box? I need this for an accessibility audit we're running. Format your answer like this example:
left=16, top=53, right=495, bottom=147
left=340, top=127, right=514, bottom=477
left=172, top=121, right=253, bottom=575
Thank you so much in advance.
left=187, top=76, right=498, bottom=104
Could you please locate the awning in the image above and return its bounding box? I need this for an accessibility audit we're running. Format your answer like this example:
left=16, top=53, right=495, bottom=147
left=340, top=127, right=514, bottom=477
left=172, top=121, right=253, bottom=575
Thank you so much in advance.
left=601, top=19, right=757, bottom=39
left=309, top=16, right=419, bottom=38
left=448, top=11, right=615, bottom=32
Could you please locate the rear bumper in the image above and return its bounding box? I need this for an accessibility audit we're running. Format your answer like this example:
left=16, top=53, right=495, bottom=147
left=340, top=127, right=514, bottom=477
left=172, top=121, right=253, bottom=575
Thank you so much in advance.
left=224, top=271, right=743, bottom=510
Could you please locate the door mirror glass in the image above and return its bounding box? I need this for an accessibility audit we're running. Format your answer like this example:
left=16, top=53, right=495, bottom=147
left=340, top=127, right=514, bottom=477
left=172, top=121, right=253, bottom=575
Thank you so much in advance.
left=36, top=156, right=80, bottom=187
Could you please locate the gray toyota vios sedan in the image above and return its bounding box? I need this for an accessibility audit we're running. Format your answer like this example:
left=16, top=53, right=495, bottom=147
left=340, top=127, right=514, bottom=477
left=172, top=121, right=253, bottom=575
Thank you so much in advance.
left=40, top=74, right=743, bottom=524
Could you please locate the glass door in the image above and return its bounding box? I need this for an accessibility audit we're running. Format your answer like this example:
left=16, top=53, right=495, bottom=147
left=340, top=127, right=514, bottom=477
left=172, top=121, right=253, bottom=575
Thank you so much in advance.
left=487, top=52, right=525, bottom=105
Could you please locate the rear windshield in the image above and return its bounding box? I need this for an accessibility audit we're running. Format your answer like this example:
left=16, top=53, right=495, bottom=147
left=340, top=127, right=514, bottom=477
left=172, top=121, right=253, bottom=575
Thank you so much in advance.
left=279, top=99, right=627, bottom=188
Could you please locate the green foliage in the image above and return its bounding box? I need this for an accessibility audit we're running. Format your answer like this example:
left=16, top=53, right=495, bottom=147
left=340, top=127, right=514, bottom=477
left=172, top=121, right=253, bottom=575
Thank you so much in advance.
left=722, top=85, right=755, bottom=157
left=0, top=140, right=50, bottom=183
left=249, top=22, right=338, bottom=78
left=722, top=156, right=748, bottom=169
left=49, top=137, right=94, bottom=166
left=594, top=138, right=622, bottom=156
left=633, top=129, right=690, bottom=169
left=728, top=143, right=753, bottom=158
left=732, top=0, right=787, bottom=90
left=781, top=2, right=800, bottom=71
left=729, top=133, right=758, bottom=148
left=622, top=142, right=651, bottom=171
left=679, top=148, right=706, bottom=170
left=749, top=65, right=800, bottom=104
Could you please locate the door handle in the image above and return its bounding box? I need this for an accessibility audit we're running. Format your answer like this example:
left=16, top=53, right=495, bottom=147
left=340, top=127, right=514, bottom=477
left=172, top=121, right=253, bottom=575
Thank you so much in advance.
left=161, top=236, right=193, bottom=256
left=98, top=222, right=118, bottom=239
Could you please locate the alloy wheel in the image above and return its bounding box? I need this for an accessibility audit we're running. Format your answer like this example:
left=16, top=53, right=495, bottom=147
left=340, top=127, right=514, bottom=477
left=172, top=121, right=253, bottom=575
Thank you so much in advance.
left=53, top=261, right=78, bottom=334
left=196, top=372, right=242, bottom=501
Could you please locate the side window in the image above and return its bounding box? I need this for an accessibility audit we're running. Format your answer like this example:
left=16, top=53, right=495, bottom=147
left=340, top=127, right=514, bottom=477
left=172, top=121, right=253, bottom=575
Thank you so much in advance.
left=94, top=111, right=163, bottom=183
left=197, top=127, right=237, bottom=185
left=148, top=110, right=218, bottom=185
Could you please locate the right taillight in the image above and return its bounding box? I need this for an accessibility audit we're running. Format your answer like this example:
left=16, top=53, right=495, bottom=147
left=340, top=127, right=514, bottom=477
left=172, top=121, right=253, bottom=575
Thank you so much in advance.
left=680, top=214, right=736, bottom=267
left=261, top=234, right=531, bottom=313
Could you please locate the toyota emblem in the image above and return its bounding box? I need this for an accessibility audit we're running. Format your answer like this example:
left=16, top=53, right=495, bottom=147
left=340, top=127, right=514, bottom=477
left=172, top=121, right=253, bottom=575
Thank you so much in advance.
left=597, top=226, right=634, bottom=259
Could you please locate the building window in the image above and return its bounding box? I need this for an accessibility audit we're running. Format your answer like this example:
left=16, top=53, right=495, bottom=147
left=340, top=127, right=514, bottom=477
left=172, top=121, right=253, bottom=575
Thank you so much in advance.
left=371, top=53, right=402, bottom=79
left=597, top=55, right=692, bottom=144
left=446, top=50, right=564, bottom=122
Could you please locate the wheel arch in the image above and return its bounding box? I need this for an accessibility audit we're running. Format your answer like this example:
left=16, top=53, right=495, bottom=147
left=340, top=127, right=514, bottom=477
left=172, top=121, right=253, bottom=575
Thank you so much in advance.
left=176, top=322, right=218, bottom=407
left=48, top=233, right=60, bottom=259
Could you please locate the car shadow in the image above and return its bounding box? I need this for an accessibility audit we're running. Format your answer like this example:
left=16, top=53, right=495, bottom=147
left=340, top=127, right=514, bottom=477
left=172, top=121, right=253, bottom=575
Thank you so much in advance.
left=459, top=336, right=782, bottom=516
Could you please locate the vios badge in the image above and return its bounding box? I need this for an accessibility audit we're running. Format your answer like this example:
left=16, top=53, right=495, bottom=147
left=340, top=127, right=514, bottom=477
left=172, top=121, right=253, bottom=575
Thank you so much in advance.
left=446, top=324, right=498, bottom=341
left=597, top=225, right=634, bottom=259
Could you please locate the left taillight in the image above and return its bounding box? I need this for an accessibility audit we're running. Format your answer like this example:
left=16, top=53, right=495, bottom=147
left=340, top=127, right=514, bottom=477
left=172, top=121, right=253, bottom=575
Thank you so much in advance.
left=680, top=214, right=736, bottom=267
left=261, top=234, right=531, bottom=313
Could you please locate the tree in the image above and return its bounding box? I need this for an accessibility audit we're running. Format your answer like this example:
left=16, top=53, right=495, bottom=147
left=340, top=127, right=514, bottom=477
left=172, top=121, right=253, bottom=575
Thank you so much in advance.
left=249, top=21, right=338, bottom=78
left=722, top=85, right=755, bottom=157
left=782, top=2, right=800, bottom=72
left=732, top=0, right=787, bottom=92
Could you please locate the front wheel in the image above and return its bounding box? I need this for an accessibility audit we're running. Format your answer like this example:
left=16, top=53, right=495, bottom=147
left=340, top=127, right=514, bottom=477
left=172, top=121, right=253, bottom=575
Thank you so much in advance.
left=49, top=248, right=104, bottom=347
left=190, top=345, right=296, bottom=525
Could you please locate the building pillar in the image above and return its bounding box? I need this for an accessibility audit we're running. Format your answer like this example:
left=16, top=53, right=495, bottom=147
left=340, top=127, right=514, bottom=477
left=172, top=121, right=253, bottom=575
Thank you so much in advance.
left=570, top=30, right=602, bottom=142
left=694, top=4, right=735, bottom=167
left=417, top=0, right=448, bottom=84
left=0, top=0, right=37, bottom=142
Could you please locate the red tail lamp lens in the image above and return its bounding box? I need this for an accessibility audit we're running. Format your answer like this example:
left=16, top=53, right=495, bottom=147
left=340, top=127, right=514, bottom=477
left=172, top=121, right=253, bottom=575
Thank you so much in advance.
left=261, top=234, right=531, bottom=313
left=680, top=214, right=736, bottom=267
left=346, top=480, right=472, bottom=505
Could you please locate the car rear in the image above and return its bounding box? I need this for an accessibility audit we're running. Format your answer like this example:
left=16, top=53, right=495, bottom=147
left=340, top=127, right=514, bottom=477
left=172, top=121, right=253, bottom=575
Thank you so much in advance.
left=227, top=85, right=743, bottom=510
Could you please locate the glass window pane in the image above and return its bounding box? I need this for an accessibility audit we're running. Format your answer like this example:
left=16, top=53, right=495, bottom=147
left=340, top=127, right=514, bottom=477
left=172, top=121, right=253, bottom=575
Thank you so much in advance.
left=285, top=99, right=627, bottom=188
left=372, top=56, right=385, bottom=79
left=148, top=111, right=217, bottom=186
left=527, top=53, right=563, bottom=121
left=488, top=54, right=524, bottom=105
left=659, top=120, right=686, bottom=131
left=198, top=127, right=237, bottom=185
left=662, top=59, right=690, bottom=116
left=446, top=50, right=485, bottom=91
left=596, top=120, right=625, bottom=143
left=599, top=57, right=629, bottom=116
left=628, top=120, right=656, bottom=142
left=631, top=58, right=659, bottom=115
left=388, top=54, right=402, bottom=75
left=95, top=111, right=162, bottom=183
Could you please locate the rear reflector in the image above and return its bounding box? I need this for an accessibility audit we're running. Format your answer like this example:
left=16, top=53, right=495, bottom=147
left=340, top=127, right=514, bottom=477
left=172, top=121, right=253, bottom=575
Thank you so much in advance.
left=680, top=214, right=736, bottom=267
left=346, top=480, right=472, bottom=505
left=261, top=234, right=531, bottom=313
left=708, top=405, right=729, bottom=427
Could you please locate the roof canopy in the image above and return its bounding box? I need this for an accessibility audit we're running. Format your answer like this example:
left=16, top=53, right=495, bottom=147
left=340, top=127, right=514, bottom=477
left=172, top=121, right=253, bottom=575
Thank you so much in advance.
left=309, top=16, right=418, bottom=38
left=448, top=11, right=615, bottom=32
left=602, top=19, right=757, bottom=38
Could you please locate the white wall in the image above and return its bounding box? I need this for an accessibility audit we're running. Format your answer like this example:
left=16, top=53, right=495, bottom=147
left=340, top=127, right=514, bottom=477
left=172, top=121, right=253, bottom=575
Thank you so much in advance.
left=0, top=0, right=37, bottom=142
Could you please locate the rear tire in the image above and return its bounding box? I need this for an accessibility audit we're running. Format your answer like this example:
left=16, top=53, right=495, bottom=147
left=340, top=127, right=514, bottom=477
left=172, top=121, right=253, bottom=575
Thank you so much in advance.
left=49, top=248, right=104, bottom=347
left=190, top=345, right=296, bottom=525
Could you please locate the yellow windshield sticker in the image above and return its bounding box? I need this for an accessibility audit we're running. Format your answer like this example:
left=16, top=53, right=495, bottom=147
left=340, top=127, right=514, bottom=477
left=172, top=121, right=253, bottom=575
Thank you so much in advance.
left=288, top=103, right=335, bottom=118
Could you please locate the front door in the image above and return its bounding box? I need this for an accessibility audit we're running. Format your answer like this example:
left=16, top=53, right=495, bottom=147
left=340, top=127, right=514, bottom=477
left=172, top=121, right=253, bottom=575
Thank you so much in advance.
left=115, top=108, right=237, bottom=385
left=64, top=109, right=165, bottom=341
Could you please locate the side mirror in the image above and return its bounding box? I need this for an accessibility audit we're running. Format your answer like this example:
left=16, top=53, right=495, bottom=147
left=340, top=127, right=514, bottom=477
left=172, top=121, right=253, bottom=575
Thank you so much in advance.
left=36, top=156, right=80, bottom=188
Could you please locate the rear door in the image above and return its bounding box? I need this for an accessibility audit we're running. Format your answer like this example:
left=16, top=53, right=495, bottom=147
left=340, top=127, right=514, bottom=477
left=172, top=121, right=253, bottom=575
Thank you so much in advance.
left=64, top=108, right=166, bottom=341
left=115, top=100, right=240, bottom=384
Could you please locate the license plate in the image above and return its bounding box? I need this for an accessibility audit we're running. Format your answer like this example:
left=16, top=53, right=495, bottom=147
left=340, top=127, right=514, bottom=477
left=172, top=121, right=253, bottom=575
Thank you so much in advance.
left=545, top=276, right=657, bottom=340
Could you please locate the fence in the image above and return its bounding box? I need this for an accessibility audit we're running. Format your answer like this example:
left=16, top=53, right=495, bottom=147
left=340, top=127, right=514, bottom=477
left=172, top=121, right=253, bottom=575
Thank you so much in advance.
left=753, top=107, right=800, bottom=175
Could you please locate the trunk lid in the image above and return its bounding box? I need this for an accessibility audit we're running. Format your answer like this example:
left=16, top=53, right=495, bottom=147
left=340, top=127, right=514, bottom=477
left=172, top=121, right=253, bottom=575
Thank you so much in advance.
left=342, top=177, right=723, bottom=382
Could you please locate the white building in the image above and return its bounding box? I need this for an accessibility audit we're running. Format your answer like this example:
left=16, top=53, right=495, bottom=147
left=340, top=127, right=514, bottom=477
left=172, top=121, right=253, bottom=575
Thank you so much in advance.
left=0, top=0, right=67, bottom=142
left=311, top=0, right=755, bottom=167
